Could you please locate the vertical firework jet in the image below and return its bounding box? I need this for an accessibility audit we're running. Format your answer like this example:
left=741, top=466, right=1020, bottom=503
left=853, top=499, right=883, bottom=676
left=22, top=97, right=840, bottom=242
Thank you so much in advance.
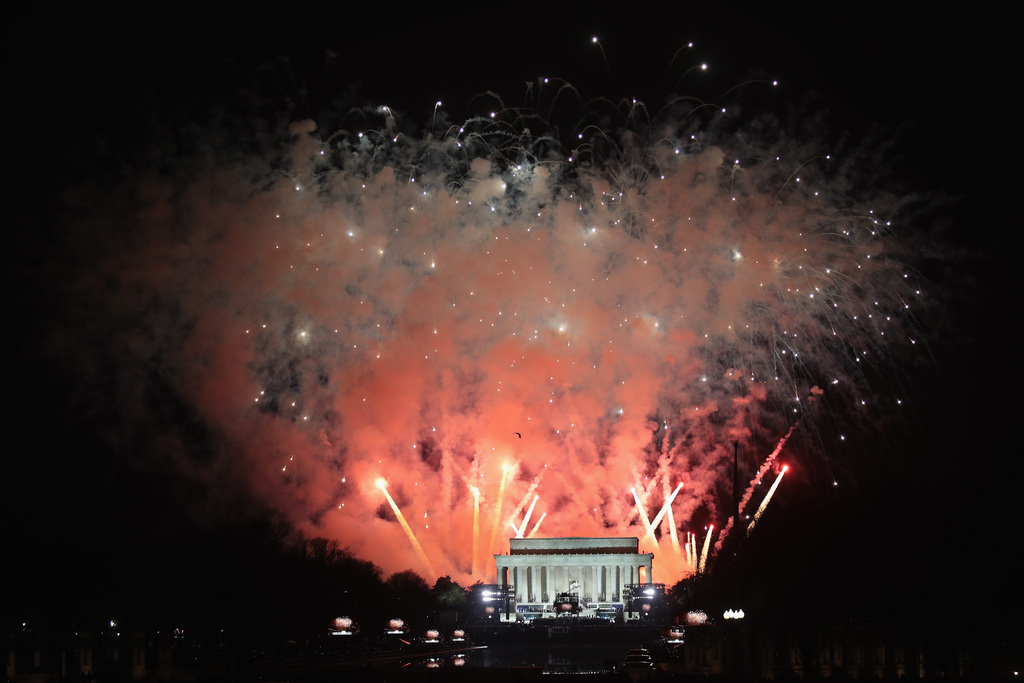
left=471, top=487, right=480, bottom=579
left=632, top=487, right=656, bottom=544
left=528, top=513, right=546, bottom=538
left=514, top=495, right=539, bottom=538
left=747, top=465, right=788, bottom=537
left=61, top=64, right=928, bottom=584
left=667, top=502, right=681, bottom=555
left=377, top=479, right=437, bottom=581
left=647, top=483, right=685, bottom=538
left=717, top=424, right=798, bottom=551
left=699, top=525, right=715, bottom=574
left=488, top=465, right=510, bottom=555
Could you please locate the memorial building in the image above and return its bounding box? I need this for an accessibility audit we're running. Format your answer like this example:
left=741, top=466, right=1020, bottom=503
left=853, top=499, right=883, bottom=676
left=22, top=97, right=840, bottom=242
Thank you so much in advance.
left=493, top=537, right=654, bottom=616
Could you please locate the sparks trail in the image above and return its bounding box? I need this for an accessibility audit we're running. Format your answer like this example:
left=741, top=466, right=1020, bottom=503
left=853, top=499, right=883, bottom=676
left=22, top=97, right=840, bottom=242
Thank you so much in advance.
left=746, top=465, right=789, bottom=537
left=376, top=479, right=437, bottom=582
left=716, top=423, right=799, bottom=551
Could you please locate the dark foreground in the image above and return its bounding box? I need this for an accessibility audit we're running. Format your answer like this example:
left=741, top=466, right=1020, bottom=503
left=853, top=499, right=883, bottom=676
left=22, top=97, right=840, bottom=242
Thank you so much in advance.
left=6, top=619, right=1019, bottom=682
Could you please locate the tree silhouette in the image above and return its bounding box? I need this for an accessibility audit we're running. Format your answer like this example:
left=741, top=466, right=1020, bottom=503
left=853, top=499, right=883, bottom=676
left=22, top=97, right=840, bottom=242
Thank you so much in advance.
left=432, top=576, right=468, bottom=610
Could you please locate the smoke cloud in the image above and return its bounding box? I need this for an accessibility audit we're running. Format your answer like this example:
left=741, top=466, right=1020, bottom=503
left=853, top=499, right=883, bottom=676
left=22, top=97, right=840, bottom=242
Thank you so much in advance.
left=49, top=89, right=927, bottom=585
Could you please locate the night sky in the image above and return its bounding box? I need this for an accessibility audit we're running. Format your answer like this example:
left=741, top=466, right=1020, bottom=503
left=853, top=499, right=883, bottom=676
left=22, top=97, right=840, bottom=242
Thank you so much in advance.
left=4, top=3, right=1015, bottom=640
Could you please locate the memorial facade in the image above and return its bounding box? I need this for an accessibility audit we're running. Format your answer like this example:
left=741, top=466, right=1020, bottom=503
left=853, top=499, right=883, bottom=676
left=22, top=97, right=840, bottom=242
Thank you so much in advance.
left=493, top=537, right=654, bottom=605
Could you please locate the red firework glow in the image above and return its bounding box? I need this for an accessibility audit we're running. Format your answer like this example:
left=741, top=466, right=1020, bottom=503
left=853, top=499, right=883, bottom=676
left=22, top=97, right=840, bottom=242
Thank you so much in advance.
left=66, top=78, right=926, bottom=585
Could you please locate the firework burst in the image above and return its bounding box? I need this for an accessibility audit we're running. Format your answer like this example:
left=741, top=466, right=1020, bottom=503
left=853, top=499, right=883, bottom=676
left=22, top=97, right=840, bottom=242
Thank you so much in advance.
left=59, top=63, right=929, bottom=584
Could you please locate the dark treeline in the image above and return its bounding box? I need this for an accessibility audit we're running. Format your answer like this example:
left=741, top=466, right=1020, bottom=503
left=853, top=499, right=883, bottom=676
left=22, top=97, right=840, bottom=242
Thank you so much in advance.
left=5, top=511, right=471, bottom=643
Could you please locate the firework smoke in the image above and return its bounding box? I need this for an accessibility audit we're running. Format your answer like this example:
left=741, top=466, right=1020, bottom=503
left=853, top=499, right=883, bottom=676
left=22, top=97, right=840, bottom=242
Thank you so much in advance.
left=54, top=76, right=926, bottom=585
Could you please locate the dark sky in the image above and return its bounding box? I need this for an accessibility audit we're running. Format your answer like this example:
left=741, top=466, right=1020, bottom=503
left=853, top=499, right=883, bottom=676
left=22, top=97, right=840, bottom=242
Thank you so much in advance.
left=4, top=4, right=1015, bottom=632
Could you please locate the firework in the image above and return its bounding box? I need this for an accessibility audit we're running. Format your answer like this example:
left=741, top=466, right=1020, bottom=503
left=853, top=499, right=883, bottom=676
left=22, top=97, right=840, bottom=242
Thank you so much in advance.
left=377, top=479, right=437, bottom=581
left=666, top=496, right=681, bottom=555
left=717, top=424, right=798, bottom=551
left=487, top=465, right=510, bottom=558
left=513, top=495, right=540, bottom=539
left=647, top=482, right=685, bottom=539
left=471, top=486, right=480, bottom=579
left=632, top=487, right=656, bottom=543
left=527, top=512, right=546, bottom=538
left=68, top=54, right=926, bottom=585
left=699, top=525, right=714, bottom=574
left=746, top=465, right=788, bottom=537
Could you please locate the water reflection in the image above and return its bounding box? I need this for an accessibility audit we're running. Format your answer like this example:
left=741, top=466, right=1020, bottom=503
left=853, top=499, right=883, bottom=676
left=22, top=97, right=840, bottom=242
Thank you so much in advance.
left=396, top=642, right=628, bottom=673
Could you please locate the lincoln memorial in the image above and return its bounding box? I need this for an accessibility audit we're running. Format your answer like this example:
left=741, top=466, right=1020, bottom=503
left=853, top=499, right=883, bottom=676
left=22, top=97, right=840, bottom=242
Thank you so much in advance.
left=494, top=537, right=654, bottom=606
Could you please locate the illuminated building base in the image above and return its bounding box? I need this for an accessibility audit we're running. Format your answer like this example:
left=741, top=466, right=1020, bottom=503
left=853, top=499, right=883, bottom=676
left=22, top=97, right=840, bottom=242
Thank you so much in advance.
left=493, top=537, right=654, bottom=618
